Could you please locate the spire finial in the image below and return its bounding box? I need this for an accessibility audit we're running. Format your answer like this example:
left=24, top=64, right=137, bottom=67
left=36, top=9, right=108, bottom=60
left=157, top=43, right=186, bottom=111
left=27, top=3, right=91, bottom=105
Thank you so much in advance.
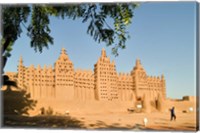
left=58, top=47, right=70, bottom=60
left=61, top=48, right=66, bottom=54
left=101, top=48, right=106, bottom=57
left=136, top=59, right=141, bottom=67
left=19, top=56, right=23, bottom=65
left=161, top=74, right=165, bottom=80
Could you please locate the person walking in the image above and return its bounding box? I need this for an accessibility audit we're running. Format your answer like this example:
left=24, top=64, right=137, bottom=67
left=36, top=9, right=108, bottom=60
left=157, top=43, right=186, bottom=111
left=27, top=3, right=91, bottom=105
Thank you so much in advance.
left=170, top=106, right=176, bottom=121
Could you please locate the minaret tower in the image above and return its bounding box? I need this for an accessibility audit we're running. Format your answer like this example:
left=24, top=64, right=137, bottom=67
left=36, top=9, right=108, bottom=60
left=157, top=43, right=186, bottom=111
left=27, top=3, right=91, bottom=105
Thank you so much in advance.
left=94, top=48, right=118, bottom=101
left=17, top=56, right=25, bottom=89
left=161, top=74, right=166, bottom=99
left=54, top=48, right=74, bottom=100
left=131, top=59, right=148, bottom=99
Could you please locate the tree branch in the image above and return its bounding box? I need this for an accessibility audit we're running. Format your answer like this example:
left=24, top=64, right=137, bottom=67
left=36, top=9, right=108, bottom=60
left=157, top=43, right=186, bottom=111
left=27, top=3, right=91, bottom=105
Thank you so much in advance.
left=2, top=37, right=12, bottom=55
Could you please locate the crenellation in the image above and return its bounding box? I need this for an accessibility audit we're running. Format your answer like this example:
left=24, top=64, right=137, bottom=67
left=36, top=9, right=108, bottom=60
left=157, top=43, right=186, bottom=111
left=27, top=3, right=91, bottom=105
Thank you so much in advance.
left=74, top=68, right=95, bottom=100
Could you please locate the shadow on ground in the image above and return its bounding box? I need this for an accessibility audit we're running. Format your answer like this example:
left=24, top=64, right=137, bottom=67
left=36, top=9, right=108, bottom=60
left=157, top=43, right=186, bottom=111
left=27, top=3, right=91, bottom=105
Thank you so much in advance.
left=3, top=115, right=197, bottom=131
left=79, top=118, right=197, bottom=131
left=85, top=120, right=147, bottom=131
left=3, top=115, right=85, bottom=129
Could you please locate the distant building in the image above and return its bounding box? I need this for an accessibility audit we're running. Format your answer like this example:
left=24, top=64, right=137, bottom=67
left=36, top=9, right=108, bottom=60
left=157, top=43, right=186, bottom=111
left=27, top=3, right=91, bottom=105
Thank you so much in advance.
left=5, top=48, right=166, bottom=103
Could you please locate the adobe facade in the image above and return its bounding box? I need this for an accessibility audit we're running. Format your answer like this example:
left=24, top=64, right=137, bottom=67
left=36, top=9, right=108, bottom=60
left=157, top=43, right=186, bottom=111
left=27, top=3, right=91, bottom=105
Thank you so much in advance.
left=6, top=48, right=166, bottom=103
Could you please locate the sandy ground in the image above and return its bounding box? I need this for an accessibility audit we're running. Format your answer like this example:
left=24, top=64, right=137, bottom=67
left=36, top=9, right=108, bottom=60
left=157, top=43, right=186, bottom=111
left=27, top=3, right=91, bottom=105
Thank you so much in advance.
left=3, top=98, right=198, bottom=131
left=3, top=111, right=198, bottom=131
left=26, top=100, right=198, bottom=131
left=69, top=111, right=197, bottom=131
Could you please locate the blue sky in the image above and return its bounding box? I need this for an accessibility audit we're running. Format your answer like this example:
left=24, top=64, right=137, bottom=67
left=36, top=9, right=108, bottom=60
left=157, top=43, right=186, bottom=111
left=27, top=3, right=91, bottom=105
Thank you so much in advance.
left=4, top=2, right=197, bottom=99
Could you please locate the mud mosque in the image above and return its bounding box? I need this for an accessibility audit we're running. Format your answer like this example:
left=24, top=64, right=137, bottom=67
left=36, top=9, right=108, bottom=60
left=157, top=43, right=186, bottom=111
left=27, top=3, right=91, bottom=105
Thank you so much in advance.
left=4, top=48, right=195, bottom=114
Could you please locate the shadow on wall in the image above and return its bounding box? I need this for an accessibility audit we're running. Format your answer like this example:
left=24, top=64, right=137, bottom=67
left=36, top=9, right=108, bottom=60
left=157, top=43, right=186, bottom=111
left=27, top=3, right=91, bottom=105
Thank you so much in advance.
left=1, top=75, right=85, bottom=129
left=2, top=75, right=37, bottom=116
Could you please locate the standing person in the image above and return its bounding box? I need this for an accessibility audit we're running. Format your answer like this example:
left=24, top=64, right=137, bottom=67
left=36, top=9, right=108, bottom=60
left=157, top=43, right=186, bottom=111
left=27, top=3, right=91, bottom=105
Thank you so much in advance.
left=170, top=106, right=176, bottom=121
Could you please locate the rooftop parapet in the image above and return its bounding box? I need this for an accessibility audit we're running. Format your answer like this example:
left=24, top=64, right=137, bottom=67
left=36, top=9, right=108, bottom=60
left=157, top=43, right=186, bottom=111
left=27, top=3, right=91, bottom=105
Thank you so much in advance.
left=75, top=69, right=94, bottom=76
left=37, top=65, right=41, bottom=70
